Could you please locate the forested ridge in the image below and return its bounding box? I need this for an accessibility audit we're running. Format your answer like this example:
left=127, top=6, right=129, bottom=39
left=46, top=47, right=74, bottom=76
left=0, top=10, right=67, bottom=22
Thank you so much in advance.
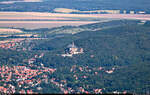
left=0, top=20, right=150, bottom=94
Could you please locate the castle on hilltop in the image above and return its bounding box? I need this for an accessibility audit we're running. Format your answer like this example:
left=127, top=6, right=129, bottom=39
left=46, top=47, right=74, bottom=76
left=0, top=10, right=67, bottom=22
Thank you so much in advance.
left=61, top=42, right=83, bottom=57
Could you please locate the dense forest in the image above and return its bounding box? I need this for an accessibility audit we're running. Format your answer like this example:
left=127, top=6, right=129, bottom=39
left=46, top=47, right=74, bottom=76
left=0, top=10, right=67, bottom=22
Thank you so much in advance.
left=0, top=20, right=150, bottom=94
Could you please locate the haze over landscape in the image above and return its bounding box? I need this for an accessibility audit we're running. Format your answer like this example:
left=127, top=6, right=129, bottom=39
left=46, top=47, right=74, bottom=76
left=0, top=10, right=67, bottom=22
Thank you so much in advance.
left=0, top=0, right=150, bottom=94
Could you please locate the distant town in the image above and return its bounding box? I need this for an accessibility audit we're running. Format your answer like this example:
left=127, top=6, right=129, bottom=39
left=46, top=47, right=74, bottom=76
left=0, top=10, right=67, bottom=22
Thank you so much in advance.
left=54, top=8, right=146, bottom=14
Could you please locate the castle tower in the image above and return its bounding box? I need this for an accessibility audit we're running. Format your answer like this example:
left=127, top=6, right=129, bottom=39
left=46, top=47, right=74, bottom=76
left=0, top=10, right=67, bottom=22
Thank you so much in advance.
left=80, top=48, right=83, bottom=53
left=72, top=42, right=75, bottom=47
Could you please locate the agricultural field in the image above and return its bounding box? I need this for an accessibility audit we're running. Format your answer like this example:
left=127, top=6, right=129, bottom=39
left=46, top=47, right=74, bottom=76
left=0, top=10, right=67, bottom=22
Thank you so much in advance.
left=0, top=21, right=98, bottom=29
left=0, top=12, right=150, bottom=29
left=0, top=28, right=23, bottom=34
left=0, top=0, right=42, bottom=4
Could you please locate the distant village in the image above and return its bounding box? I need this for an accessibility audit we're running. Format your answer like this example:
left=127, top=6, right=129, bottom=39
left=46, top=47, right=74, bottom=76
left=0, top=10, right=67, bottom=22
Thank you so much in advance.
left=54, top=8, right=146, bottom=14
left=0, top=55, right=56, bottom=94
left=0, top=49, right=119, bottom=94
left=91, top=10, right=146, bottom=14
left=0, top=38, right=45, bottom=51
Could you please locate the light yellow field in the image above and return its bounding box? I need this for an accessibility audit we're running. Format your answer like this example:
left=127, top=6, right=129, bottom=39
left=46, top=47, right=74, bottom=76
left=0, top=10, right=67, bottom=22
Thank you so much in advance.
left=0, top=12, right=76, bottom=20
left=24, top=0, right=42, bottom=2
left=0, top=0, right=42, bottom=4
left=0, top=12, right=150, bottom=29
left=0, top=28, right=23, bottom=34
left=0, top=21, right=98, bottom=29
left=54, top=8, right=79, bottom=13
left=0, top=17, right=74, bottom=20
left=0, top=12, right=150, bottom=19
left=53, top=8, right=120, bottom=14
left=15, top=34, right=33, bottom=37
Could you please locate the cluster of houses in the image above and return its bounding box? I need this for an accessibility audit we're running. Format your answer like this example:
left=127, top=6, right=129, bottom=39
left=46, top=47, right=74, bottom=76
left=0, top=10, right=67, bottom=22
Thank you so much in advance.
left=67, top=65, right=118, bottom=94
left=50, top=78, right=70, bottom=94
left=0, top=64, right=56, bottom=94
left=28, top=53, right=44, bottom=64
left=0, top=38, right=44, bottom=50
left=0, top=61, right=127, bottom=94
left=0, top=38, right=24, bottom=50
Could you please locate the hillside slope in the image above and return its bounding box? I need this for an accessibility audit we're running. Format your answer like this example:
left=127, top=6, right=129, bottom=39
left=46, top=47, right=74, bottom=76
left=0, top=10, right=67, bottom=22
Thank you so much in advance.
left=0, top=20, right=150, bottom=94
left=32, top=20, right=150, bottom=93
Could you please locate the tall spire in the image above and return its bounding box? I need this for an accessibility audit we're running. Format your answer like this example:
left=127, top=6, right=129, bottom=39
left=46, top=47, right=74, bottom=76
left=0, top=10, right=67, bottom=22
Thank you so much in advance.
left=72, top=42, right=75, bottom=47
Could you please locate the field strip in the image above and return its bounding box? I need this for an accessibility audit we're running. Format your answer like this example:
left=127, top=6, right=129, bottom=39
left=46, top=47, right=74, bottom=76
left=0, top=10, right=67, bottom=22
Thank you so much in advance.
left=0, top=21, right=98, bottom=29
left=0, top=28, right=23, bottom=34
left=0, top=21, right=98, bottom=23
left=0, top=12, right=150, bottom=29
left=0, top=17, right=75, bottom=20
left=0, top=0, right=42, bottom=4
left=0, top=12, right=150, bottom=20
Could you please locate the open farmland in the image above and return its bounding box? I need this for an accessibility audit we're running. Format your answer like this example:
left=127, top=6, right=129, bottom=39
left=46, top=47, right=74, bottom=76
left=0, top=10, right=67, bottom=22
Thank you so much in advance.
left=1, top=12, right=149, bottom=19
left=0, top=21, right=98, bottom=29
left=0, top=0, right=42, bottom=4
left=0, top=12, right=150, bottom=29
left=0, top=28, right=23, bottom=34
